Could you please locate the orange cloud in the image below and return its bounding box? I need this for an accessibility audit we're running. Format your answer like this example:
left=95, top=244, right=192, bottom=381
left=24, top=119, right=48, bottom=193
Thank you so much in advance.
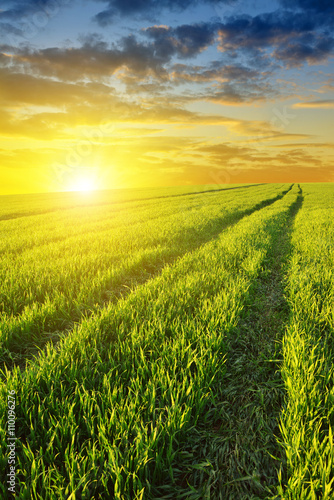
left=292, top=100, right=334, bottom=109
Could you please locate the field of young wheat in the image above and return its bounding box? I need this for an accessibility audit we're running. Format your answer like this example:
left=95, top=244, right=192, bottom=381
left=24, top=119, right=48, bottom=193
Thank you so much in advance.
left=1, top=182, right=333, bottom=499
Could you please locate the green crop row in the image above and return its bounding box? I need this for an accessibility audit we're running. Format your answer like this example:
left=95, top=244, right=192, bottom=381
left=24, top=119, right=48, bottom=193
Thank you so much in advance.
left=0, top=185, right=299, bottom=499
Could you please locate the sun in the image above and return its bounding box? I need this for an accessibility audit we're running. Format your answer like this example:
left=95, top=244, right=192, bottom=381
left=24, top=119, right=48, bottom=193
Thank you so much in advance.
left=74, top=177, right=94, bottom=192
left=67, top=175, right=96, bottom=193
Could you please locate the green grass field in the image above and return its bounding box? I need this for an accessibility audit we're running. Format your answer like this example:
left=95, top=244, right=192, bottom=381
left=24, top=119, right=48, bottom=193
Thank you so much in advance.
left=1, top=183, right=333, bottom=499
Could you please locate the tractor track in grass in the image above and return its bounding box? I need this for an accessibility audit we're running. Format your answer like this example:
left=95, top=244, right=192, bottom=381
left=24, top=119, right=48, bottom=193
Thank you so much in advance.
left=1, top=187, right=293, bottom=374
left=177, top=186, right=303, bottom=499
left=215, top=185, right=303, bottom=499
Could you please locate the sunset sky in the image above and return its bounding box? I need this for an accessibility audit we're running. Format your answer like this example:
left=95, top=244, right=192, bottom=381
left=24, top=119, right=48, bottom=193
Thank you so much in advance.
left=1, top=0, right=334, bottom=194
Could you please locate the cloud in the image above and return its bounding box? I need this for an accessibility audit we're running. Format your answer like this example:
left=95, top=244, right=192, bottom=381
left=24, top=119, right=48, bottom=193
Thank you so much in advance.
left=171, top=62, right=263, bottom=83
left=3, top=24, right=278, bottom=106
left=0, top=65, right=120, bottom=107
left=2, top=24, right=218, bottom=83
left=272, top=142, right=334, bottom=149
left=0, top=0, right=71, bottom=21
left=0, top=63, right=249, bottom=141
left=0, top=0, right=45, bottom=20
left=2, top=0, right=333, bottom=98
left=0, top=0, right=72, bottom=46
left=0, top=62, right=305, bottom=141
left=247, top=133, right=312, bottom=142
left=279, top=0, right=334, bottom=21
left=4, top=28, right=276, bottom=105
left=144, top=23, right=217, bottom=59
left=0, top=22, right=24, bottom=37
left=218, top=12, right=315, bottom=52
left=292, top=99, right=334, bottom=109
left=193, top=142, right=252, bottom=163
left=318, top=79, right=334, bottom=93
left=115, top=127, right=165, bottom=136
left=217, top=10, right=334, bottom=66
left=3, top=5, right=332, bottom=106
left=0, top=108, right=69, bottom=139
left=2, top=36, right=165, bottom=82
left=92, top=0, right=236, bottom=26
left=169, top=60, right=277, bottom=104
left=205, top=81, right=277, bottom=105
left=132, top=105, right=239, bottom=125
left=274, top=34, right=334, bottom=67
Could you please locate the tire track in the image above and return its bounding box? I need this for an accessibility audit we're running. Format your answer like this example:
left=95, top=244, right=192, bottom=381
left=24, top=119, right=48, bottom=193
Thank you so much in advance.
left=177, top=185, right=303, bottom=499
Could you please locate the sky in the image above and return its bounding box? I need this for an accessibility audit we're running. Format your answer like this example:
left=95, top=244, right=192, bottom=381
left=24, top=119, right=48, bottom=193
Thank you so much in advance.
left=0, top=0, right=333, bottom=194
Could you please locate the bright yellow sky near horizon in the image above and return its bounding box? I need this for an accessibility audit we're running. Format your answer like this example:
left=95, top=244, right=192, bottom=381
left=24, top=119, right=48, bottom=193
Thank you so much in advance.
left=1, top=0, right=334, bottom=194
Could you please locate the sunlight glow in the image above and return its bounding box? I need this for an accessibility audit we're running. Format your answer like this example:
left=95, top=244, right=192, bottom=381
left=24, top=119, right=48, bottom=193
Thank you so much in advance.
left=68, top=175, right=96, bottom=193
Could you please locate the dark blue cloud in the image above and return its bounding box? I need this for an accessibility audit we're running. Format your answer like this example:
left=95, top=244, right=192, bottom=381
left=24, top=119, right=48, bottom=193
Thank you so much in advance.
left=274, top=34, right=334, bottom=66
left=217, top=9, right=334, bottom=66
left=218, top=12, right=317, bottom=51
left=278, top=0, right=334, bottom=31
left=144, top=23, right=217, bottom=59
left=279, top=0, right=334, bottom=16
left=94, top=0, right=236, bottom=26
